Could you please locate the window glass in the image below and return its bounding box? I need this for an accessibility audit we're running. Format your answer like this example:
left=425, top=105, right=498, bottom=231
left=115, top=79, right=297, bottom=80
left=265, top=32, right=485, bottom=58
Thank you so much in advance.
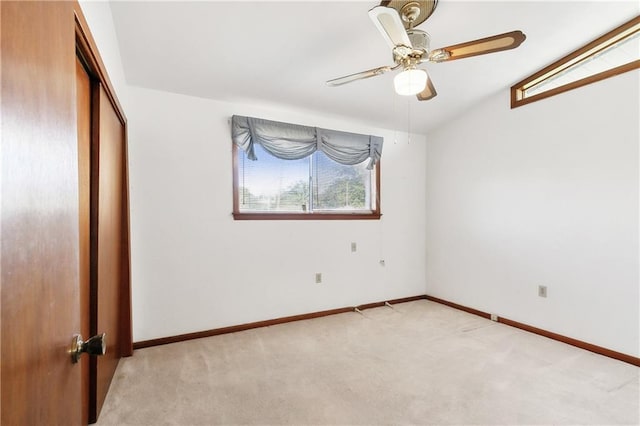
left=511, top=16, right=639, bottom=108
left=234, top=144, right=379, bottom=219
left=238, top=144, right=310, bottom=212
left=524, top=31, right=639, bottom=98
left=313, top=150, right=373, bottom=212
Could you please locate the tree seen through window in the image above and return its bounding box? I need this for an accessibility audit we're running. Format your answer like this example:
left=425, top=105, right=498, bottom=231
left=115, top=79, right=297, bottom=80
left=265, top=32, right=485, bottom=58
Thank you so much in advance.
left=236, top=144, right=374, bottom=214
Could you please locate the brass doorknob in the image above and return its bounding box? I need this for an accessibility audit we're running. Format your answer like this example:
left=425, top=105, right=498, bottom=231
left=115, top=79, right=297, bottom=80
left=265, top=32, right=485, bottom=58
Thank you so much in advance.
left=70, top=333, right=106, bottom=363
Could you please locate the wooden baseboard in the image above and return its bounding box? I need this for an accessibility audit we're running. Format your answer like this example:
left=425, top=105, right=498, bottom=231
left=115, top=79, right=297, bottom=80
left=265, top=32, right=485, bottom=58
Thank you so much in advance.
left=425, top=295, right=640, bottom=367
left=134, top=294, right=639, bottom=367
left=424, top=295, right=492, bottom=320
left=133, top=295, right=427, bottom=350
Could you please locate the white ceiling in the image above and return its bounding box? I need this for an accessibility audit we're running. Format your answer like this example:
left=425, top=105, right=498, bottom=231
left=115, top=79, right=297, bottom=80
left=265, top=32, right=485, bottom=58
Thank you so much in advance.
left=109, top=1, right=639, bottom=134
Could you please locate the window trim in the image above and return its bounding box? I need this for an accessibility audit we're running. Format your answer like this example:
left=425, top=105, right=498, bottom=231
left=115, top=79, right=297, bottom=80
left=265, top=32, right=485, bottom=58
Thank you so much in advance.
left=232, top=143, right=382, bottom=220
left=511, top=15, right=640, bottom=108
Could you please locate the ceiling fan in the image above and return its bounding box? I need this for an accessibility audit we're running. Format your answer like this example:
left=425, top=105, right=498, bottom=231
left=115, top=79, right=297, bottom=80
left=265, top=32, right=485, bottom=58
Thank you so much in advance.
left=327, top=0, right=526, bottom=101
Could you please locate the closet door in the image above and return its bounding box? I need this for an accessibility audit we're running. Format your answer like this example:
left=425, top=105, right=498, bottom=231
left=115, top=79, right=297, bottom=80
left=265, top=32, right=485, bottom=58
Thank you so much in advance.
left=90, top=83, right=131, bottom=422
left=77, top=55, right=93, bottom=426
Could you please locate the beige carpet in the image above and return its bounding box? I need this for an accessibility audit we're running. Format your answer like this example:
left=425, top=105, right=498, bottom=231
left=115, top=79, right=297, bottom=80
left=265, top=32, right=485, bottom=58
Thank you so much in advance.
left=96, top=300, right=639, bottom=425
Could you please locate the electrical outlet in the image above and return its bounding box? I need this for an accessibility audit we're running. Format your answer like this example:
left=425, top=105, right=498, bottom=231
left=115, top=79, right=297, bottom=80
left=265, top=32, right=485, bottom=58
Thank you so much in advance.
left=490, top=313, right=498, bottom=322
left=351, top=242, right=357, bottom=252
left=315, top=273, right=322, bottom=284
left=538, top=285, right=548, bottom=298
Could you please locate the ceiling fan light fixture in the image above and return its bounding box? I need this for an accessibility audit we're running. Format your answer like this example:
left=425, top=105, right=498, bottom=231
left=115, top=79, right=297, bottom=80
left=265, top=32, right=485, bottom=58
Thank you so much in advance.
left=394, top=68, right=427, bottom=96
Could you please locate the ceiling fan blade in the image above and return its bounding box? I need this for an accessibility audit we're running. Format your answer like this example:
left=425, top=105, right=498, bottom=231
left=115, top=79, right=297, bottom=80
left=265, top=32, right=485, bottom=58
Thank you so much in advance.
left=368, top=6, right=413, bottom=49
left=429, top=30, right=526, bottom=62
left=416, top=76, right=437, bottom=101
left=326, top=65, right=395, bottom=87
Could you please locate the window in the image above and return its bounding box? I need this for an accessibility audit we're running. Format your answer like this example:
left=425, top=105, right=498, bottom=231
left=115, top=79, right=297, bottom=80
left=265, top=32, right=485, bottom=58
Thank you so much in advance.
left=511, top=15, right=640, bottom=108
left=231, top=116, right=382, bottom=220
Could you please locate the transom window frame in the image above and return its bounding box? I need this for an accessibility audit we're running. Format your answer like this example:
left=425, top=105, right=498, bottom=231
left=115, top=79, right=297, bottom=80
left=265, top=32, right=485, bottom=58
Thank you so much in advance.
left=511, top=15, right=640, bottom=108
left=231, top=142, right=382, bottom=221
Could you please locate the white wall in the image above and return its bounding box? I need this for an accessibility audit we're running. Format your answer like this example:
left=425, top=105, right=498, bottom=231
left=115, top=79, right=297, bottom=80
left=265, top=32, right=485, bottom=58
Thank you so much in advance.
left=77, top=1, right=638, bottom=356
left=425, top=71, right=640, bottom=357
left=76, top=1, right=427, bottom=343
left=127, top=86, right=428, bottom=341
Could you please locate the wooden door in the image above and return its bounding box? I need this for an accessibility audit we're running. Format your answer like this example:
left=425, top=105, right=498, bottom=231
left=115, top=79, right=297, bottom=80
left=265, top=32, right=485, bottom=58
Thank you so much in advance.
left=77, top=17, right=133, bottom=424
left=1, top=2, right=132, bottom=424
left=1, top=2, right=83, bottom=425
left=77, top=55, right=93, bottom=426
left=90, top=83, right=130, bottom=422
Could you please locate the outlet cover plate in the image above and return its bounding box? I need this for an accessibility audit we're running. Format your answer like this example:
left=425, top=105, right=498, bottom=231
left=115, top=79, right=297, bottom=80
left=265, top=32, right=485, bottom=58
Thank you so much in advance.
left=538, top=285, right=548, bottom=298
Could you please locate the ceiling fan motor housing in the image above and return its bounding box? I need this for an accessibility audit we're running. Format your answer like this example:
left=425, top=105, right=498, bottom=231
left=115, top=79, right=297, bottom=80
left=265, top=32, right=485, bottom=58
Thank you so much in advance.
left=393, top=29, right=430, bottom=66
left=408, top=29, right=430, bottom=53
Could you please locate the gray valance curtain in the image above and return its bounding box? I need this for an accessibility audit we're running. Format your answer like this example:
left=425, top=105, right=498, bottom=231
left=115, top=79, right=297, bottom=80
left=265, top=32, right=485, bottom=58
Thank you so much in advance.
left=231, top=115, right=383, bottom=169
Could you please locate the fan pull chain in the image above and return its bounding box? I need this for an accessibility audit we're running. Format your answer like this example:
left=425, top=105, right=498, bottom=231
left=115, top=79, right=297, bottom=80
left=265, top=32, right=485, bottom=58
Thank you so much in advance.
left=407, top=98, right=411, bottom=144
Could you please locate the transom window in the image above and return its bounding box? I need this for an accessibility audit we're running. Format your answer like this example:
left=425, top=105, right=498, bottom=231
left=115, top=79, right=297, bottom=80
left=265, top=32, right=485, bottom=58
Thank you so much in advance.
left=511, top=15, right=640, bottom=108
